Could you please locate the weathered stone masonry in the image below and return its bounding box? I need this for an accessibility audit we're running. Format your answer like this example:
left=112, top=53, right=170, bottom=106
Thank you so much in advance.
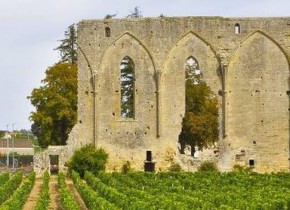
left=68, top=16, right=290, bottom=172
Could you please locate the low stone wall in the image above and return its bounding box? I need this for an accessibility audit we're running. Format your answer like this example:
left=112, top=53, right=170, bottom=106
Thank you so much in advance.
left=33, top=145, right=69, bottom=176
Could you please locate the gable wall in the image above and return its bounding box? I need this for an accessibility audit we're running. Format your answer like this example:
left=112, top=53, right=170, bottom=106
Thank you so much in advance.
left=74, top=17, right=290, bottom=172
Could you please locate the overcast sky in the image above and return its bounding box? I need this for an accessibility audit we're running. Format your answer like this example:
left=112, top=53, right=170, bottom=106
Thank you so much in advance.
left=0, top=0, right=289, bottom=131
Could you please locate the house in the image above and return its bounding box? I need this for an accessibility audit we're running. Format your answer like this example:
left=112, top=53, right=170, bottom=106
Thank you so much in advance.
left=0, top=138, right=34, bottom=155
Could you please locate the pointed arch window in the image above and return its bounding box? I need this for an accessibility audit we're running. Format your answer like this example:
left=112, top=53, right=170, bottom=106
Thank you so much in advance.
left=184, top=56, right=203, bottom=113
left=179, top=56, right=219, bottom=155
left=120, top=56, right=135, bottom=118
left=185, top=56, right=202, bottom=84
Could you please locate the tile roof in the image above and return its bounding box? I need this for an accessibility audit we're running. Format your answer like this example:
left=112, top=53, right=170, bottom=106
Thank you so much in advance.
left=0, top=139, right=33, bottom=148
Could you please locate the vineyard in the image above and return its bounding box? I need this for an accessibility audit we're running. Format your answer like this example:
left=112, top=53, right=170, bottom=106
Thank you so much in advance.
left=0, top=170, right=290, bottom=209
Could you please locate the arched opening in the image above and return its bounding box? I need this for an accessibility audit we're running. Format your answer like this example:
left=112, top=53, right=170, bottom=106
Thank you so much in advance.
left=105, top=27, right=111, bottom=37
left=120, top=56, right=135, bottom=119
left=179, top=56, right=219, bottom=156
left=234, top=23, right=240, bottom=34
left=185, top=56, right=201, bottom=84
left=49, top=155, right=59, bottom=174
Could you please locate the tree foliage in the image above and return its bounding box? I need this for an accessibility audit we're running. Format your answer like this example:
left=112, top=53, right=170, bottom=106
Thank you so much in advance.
left=179, top=57, right=219, bottom=155
left=104, top=12, right=117, bottom=19
left=127, top=6, right=142, bottom=18
left=68, top=145, right=108, bottom=178
left=0, top=131, right=5, bottom=138
left=28, top=63, right=77, bottom=147
left=55, top=24, right=77, bottom=64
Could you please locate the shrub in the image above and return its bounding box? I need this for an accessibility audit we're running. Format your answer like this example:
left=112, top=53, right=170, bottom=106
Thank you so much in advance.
left=0, top=173, right=9, bottom=186
left=58, top=172, right=80, bottom=210
left=0, top=171, right=23, bottom=205
left=168, top=162, right=182, bottom=172
left=233, top=164, right=252, bottom=173
left=35, top=170, right=50, bottom=210
left=71, top=171, right=118, bottom=210
left=121, top=161, right=131, bottom=173
left=198, top=161, right=218, bottom=172
left=1, top=171, right=35, bottom=210
left=68, top=145, right=108, bottom=178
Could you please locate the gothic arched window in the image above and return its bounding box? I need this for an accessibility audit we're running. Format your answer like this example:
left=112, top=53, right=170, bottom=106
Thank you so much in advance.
left=120, top=56, right=135, bottom=118
left=185, top=56, right=201, bottom=83
left=179, top=56, right=219, bottom=155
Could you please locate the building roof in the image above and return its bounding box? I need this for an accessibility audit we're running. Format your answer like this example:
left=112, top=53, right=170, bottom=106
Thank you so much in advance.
left=0, top=139, right=33, bottom=148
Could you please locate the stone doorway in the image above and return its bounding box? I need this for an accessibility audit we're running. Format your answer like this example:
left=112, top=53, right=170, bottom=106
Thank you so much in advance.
left=49, top=155, right=59, bottom=174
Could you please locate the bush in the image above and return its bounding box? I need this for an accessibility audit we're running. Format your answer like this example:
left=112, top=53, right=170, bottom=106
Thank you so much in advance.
left=233, top=164, right=252, bottom=173
left=121, top=161, right=131, bottom=173
left=198, top=161, right=218, bottom=172
left=1, top=171, right=35, bottom=210
left=68, top=145, right=108, bottom=178
left=168, top=162, right=182, bottom=172
left=0, top=171, right=23, bottom=205
left=35, top=170, right=50, bottom=210
left=71, top=171, right=118, bottom=210
left=58, top=172, right=80, bottom=210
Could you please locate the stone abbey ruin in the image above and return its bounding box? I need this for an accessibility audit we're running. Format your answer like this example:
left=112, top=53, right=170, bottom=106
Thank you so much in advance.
left=35, top=16, right=290, bottom=174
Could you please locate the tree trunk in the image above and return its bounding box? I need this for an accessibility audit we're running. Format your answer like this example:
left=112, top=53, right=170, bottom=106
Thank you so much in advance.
left=190, top=145, right=196, bottom=156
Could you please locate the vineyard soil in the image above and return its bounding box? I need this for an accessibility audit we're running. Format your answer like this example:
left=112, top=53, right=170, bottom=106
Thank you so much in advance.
left=2, top=171, right=290, bottom=209
left=66, top=179, right=88, bottom=210
left=23, top=177, right=42, bottom=210
left=48, top=175, right=62, bottom=210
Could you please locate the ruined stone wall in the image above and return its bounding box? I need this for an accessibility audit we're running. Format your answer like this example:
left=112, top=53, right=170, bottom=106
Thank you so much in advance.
left=74, top=16, right=290, bottom=172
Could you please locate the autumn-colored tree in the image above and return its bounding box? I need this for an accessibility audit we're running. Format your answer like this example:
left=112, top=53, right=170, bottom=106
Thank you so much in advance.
left=28, top=63, right=77, bottom=147
left=179, top=57, right=219, bottom=155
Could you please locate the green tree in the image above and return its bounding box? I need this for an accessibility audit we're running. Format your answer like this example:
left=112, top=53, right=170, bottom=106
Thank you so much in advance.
left=55, top=24, right=77, bottom=64
left=28, top=63, right=77, bottom=147
left=179, top=57, right=219, bottom=155
left=0, top=131, right=5, bottom=138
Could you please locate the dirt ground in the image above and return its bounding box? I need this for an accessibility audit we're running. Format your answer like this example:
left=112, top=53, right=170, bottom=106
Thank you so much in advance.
left=23, top=174, right=87, bottom=210
left=22, top=177, right=43, bottom=210
left=66, top=179, right=88, bottom=210
left=49, top=175, right=63, bottom=210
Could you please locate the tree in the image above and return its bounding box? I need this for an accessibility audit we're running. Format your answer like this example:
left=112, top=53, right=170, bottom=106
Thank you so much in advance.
left=55, top=24, right=77, bottom=64
left=28, top=63, right=77, bottom=147
left=179, top=58, right=219, bottom=155
left=104, top=12, right=117, bottom=19
left=0, top=131, right=5, bottom=138
left=127, top=6, right=142, bottom=18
